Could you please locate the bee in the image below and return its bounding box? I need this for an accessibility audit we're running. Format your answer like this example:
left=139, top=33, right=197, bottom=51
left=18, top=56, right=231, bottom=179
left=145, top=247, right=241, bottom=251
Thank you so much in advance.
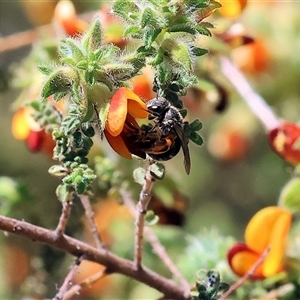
left=144, top=97, right=191, bottom=175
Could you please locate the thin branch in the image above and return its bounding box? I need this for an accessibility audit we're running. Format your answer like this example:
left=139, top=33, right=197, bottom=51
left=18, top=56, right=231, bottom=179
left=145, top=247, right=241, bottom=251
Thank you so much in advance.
left=219, top=246, right=270, bottom=300
left=60, top=267, right=108, bottom=300
left=79, top=194, right=104, bottom=249
left=54, top=200, right=73, bottom=239
left=252, top=283, right=294, bottom=300
left=0, top=215, right=190, bottom=300
left=120, top=188, right=191, bottom=295
left=134, top=166, right=156, bottom=269
left=220, top=56, right=280, bottom=131
left=53, top=256, right=84, bottom=300
left=0, top=11, right=96, bottom=53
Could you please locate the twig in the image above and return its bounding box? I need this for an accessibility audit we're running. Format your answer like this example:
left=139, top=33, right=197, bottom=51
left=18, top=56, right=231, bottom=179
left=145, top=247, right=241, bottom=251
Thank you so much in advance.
left=0, top=11, right=96, bottom=53
left=134, top=166, right=156, bottom=269
left=54, top=200, right=73, bottom=239
left=53, top=256, right=84, bottom=300
left=120, top=188, right=191, bottom=295
left=252, top=283, right=294, bottom=300
left=79, top=194, right=104, bottom=249
left=60, top=267, right=108, bottom=300
left=219, top=56, right=280, bottom=131
left=0, top=215, right=190, bottom=299
left=219, top=246, right=270, bottom=300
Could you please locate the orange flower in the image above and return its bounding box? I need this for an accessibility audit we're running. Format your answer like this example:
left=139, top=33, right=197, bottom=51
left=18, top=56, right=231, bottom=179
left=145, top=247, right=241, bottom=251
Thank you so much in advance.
left=12, top=107, right=55, bottom=156
left=268, top=121, right=300, bottom=165
left=218, top=0, right=247, bottom=18
left=228, top=206, right=292, bottom=279
left=104, top=87, right=148, bottom=159
left=98, top=4, right=127, bottom=48
left=54, top=0, right=88, bottom=36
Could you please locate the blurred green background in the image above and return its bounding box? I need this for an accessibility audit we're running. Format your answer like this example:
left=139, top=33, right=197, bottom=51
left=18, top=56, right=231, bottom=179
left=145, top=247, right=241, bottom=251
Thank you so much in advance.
left=1, top=1, right=300, bottom=299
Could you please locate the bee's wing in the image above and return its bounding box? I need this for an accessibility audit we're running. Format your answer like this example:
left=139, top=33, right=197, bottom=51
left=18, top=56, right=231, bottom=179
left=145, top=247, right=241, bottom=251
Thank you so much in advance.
left=174, top=123, right=191, bottom=175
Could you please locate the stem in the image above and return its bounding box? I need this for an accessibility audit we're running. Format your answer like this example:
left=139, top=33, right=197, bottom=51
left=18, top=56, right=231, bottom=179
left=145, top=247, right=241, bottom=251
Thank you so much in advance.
left=134, top=166, right=156, bottom=269
left=0, top=215, right=190, bottom=300
left=121, top=188, right=191, bottom=295
left=79, top=194, right=104, bottom=249
left=54, top=200, right=72, bottom=239
left=219, top=56, right=280, bottom=131
left=219, top=246, right=270, bottom=300
left=53, top=256, right=83, bottom=300
left=60, top=268, right=108, bottom=300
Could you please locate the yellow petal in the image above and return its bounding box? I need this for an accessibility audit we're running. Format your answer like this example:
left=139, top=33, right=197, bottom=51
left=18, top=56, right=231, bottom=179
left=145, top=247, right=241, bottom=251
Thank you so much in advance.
left=231, top=251, right=263, bottom=278
left=11, top=108, right=31, bottom=140
left=106, top=88, right=127, bottom=136
left=263, top=210, right=291, bottom=277
left=104, top=129, right=132, bottom=159
left=125, top=88, right=148, bottom=119
left=245, top=207, right=289, bottom=253
left=218, top=0, right=247, bottom=18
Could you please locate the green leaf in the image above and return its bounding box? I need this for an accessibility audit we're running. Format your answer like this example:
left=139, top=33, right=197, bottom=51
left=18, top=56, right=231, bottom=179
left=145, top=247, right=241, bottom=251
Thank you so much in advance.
left=59, top=38, right=84, bottom=62
left=112, top=0, right=139, bottom=23
left=133, top=167, right=146, bottom=185
left=195, top=25, right=212, bottom=36
left=191, top=46, right=209, bottom=57
left=279, top=178, right=300, bottom=213
left=42, top=66, right=79, bottom=99
left=48, top=165, right=68, bottom=178
left=56, top=184, right=73, bottom=202
left=144, top=28, right=162, bottom=48
left=149, top=47, right=164, bottom=66
left=123, top=25, right=141, bottom=38
left=168, top=24, right=197, bottom=35
left=85, top=70, right=95, bottom=85
left=82, top=19, right=102, bottom=52
left=54, top=91, right=68, bottom=102
left=149, top=163, right=165, bottom=180
left=161, top=39, right=192, bottom=71
left=98, top=102, right=110, bottom=131
left=105, top=63, right=136, bottom=81
left=82, top=101, right=95, bottom=123
left=76, top=59, right=88, bottom=69
left=186, top=0, right=210, bottom=9
left=38, top=64, right=55, bottom=75
left=141, top=7, right=157, bottom=28
left=94, top=73, right=113, bottom=91
left=145, top=210, right=160, bottom=226
left=189, top=119, right=203, bottom=131
left=190, top=131, right=204, bottom=146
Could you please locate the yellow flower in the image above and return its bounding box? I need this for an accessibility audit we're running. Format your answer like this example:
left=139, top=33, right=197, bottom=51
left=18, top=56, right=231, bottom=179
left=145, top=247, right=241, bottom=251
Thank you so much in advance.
left=104, top=87, right=148, bottom=159
left=227, top=206, right=292, bottom=279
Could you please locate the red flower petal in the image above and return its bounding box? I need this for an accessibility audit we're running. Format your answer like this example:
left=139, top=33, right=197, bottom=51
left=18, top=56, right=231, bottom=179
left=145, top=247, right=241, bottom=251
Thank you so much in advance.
left=104, top=129, right=132, bottom=159
left=268, top=121, right=300, bottom=165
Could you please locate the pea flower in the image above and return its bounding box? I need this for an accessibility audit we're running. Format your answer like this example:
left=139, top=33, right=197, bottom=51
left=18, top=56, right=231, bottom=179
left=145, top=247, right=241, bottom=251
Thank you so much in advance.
left=54, top=0, right=88, bottom=36
left=104, top=87, right=148, bottom=159
left=227, top=206, right=292, bottom=279
left=268, top=121, right=300, bottom=165
left=12, top=107, right=55, bottom=156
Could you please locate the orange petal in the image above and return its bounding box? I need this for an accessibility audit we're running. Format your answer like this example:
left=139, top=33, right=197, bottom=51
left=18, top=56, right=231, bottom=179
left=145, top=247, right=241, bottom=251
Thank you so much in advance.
left=245, top=207, right=290, bottom=253
left=54, top=0, right=87, bottom=36
left=231, top=251, right=263, bottom=278
left=12, top=108, right=31, bottom=140
left=104, top=129, right=132, bottom=159
left=263, top=210, right=291, bottom=277
left=106, top=88, right=128, bottom=136
left=124, top=88, right=148, bottom=119
left=132, top=74, right=154, bottom=102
